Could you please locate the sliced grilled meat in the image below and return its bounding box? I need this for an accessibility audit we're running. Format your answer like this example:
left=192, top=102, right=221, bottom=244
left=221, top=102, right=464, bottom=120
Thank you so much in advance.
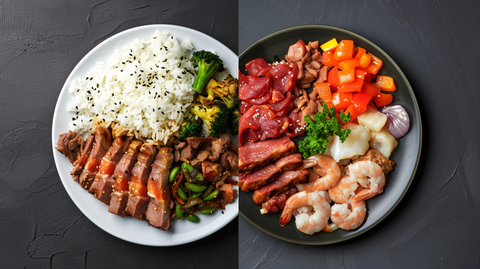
left=239, top=136, right=297, bottom=171
left=252, top=170, right=309, bottom=205
left=71, top=133, right=95, bottom=181
left=55, top=130, right=84, bottom=164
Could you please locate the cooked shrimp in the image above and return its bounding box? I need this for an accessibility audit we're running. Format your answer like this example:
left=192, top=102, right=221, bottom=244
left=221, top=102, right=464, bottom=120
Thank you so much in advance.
left=279, top=191, right=330, bottom=235
left=328, top=175, right=364, bottom=204
left=296, top=154, right=341, bottom=192
left=347, top=161, right=385, bottom=202
left=330, top=200, right=367, bottom=230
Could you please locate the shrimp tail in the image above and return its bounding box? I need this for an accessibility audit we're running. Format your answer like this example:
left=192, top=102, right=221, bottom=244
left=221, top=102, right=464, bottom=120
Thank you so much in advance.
left=279, top=208, right=292, bottom=227
left=352, top=189, right=375, bottom=202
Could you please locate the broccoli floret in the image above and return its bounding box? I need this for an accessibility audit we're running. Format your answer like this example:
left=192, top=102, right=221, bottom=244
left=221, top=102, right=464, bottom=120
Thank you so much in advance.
left=200, top=75, right=238, bottom=110
left=178, top=117, right=203, bottom=141
left=228, top=109, right=239, bottom=135
left=190, top=102, right=230, bottom=137
left=191, top=50, right=225, bottom=94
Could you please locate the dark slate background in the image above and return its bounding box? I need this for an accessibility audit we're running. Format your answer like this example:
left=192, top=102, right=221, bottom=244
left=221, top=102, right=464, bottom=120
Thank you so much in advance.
left=239, top=0, right=480, bottom=268
left=0, top=1, right=238, bottom=268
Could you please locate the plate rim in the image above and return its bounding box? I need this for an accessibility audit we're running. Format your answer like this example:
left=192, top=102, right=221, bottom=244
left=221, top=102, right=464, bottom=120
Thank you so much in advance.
left=239, top=24, right=423, bottom=245
left=51, top=24, right=238, bottom=247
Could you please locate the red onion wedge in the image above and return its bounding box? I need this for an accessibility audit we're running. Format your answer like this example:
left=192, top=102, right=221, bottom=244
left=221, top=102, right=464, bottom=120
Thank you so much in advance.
left=382, top=105, right=410, bottom=138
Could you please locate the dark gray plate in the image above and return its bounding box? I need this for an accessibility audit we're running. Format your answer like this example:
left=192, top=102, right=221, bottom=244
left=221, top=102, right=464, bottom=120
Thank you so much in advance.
left=239, top=25, right=422, bottom=245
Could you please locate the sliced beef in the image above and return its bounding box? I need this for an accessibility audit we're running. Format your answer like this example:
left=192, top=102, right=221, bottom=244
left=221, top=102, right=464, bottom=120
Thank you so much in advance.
left=90, top=136, right=131, bottom=205
left=179, top=144, right=195, bottom=162
left=239, top=164, right=281, bottom=192
left=252, top=170, right=309, bottom=204
left=55, top=131, right=84, bottom=164
left=239, top=136, right=297, bottom=171
left=285, top=39, right=306, bottom=63
left=146, top=147, right=174, bottom=230
left=186, top=136, right=214, bottom=149
left=353, top=148, right=395, bottom=175
left=202, top=160, right=223, bottom=182
left=219, top=150, right=238, bottom=171
left=71, top=133, right=95, bottom=181
left=209, top=133, right=229, bottom=162
left=108, top=139, right=142, bottom=216
left=78, top=126, right=112, bottom=190
left=274, top=153, right=303, bottom=171
left=190, top=149, right=211, bottom=167
left=125, top=143, right=156, bottom=219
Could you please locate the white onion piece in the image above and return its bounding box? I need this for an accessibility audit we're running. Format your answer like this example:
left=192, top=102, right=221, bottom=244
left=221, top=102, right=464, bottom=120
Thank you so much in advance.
left=382, top=105, right=410, bottom=138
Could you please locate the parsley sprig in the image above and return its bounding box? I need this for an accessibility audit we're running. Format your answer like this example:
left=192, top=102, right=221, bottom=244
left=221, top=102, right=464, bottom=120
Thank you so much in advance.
left=298, top=103, right=351, bottom=158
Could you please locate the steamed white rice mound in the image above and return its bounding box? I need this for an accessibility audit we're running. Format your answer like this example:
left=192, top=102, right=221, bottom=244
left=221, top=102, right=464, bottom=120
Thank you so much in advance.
left=67, top=30, right=196, bottom=145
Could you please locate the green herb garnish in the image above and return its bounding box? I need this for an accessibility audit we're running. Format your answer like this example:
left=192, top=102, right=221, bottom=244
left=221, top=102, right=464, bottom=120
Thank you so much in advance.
left=298, top=103, right=352, bottom=158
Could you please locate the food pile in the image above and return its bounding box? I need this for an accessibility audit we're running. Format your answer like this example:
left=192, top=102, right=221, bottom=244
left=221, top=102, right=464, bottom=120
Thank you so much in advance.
left=56, top=31, right=238, bottom=231
left=239, top=38, right=410, bottom=235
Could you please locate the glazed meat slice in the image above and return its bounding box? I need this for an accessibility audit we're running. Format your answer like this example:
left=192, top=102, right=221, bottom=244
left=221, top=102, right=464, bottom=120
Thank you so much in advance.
left=186, top=136, right=214, bottom=149
left=274, top=153, right=303, bottom=172
left=239, top=136, right=297, bottom=171
left=90, top=136, right=131, bottom=205
left=202, top=160, right=223, bottom=183
left=353, top=148, right=395, bottom=175
left=209, top=133, right=229, bottom=162
left=78, top=126, right=112, bottom=190
left=71, top=133, right=95, bottom=181
left=125, top=144, right=156, bottom=220
left=146, top=147, right=174, bottom=230
left=239, top=164, right=281, bottom=192
left=108, top=139, right=142, bottom=216
left=55, top=130, right=84, bottom=164
left=260, top=187, right=297, bottom=214
left=252, top=170, right=309, bottom=205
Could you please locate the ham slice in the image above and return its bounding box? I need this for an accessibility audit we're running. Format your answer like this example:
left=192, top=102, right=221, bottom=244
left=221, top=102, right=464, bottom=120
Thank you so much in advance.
left=239, top=136, right=296, bottom=171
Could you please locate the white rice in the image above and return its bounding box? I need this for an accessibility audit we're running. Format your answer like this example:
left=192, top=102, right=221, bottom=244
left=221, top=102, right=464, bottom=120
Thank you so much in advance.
left=67, top=30, right=196, bottom=145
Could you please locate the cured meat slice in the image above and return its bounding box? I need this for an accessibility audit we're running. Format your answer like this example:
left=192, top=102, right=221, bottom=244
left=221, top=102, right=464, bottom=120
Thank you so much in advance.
left=274, top=153, right=303, bottom=172
left=239, top=105, right=289, bottom=146
left=90, top=135, right=131, bottom=205
left=239, top=136, right=297, bottom=171
left=146, top=147, right=174, bottom=230
left=285, top=39, right=306, bottom=63
left=245, top=58, right=272, bottom=77
left=78, top=126, right=112, bottom=190
left=125, top=144, right=156, bottom=220
left=267, top=91, right=294, bottom=117
left=252, top=170, right=309, bottom=205
left=239, top=72, right=273, bottom=104
left=260, top=187, right=297, bottom=214
left=108, top=139, right=142, bottom=216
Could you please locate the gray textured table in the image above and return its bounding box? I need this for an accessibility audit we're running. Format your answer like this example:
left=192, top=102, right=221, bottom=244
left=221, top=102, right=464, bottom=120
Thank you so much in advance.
left=0, top=1, right=238, bottom=268
left=239, top=1, right=480, bottom=268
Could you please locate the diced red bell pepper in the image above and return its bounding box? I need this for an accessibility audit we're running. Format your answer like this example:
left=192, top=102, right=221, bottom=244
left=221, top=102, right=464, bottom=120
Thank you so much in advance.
left=314, top=82, right=333, bottom=103
left=327, top=67, right=342, bottom=91
left=345, top=104, right=359, bottom=121
left=374, top=92, right=393, bottom=107
left=351, top=92, right=373, bottom=114
left=322, top=50, right=339, bottom=66
left=338, top=68, right=355, bottom=85
left=334, top=40, right=354, bottom=61
left=376, top=75, right=396, bottom=92
left=360, top=82, right=380, bottom=97
left=355, top=68, right=368, bottom=80
left=338, top=77, right=364, bottom=93
left=338, top=59, right=360, bottom=71
left=365, top=53, right=383, bottom=75
left=331, top=92, right=352, bottom=112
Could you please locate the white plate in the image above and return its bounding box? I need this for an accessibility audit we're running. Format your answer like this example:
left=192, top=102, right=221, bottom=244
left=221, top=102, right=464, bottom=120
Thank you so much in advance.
left=52, top=24, right=238, bottom=246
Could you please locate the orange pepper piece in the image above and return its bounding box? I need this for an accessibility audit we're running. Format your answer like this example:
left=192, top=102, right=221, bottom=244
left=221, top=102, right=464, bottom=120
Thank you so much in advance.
left=327, top=67, right=342, bottom=91
left=338, top=77, right=364, bottom=93
left=354, top=47, right=366, bottom=60
left=331, top=92, right=353, bottom=112
left=358, top=53, right=371, bottom=69
left=345, top=104, right=358, bottom=121
left=376, top=75, right=396, bottom=92
left=355, top=68, right=368, bottom=80
left=361, top=82, right=380, bottom=97
left=334, top=40, right=354, bottom=61
left=338, top=68, right=355, bottom=85
left=314, top=82, right=333, bottom=103
left=365, top=53, right=383, bottom=75
left=374, top=92, right=393, bottom=107
left=338, top=59, right=360, bottom=71
left=322, top=50, right=339, bottom=66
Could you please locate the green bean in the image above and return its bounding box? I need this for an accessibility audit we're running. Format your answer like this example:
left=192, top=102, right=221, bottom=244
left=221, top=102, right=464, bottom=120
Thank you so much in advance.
left=169, top=167, right=180, bottom=183
left=175, top=202, right=183, bottom=220
left=203, top=190, right=219, bottom=201
left=185, top=214, right=199, bottom=222
left=199, top=200, right=221, bottom=210
left=195, top=172, right=204, bottom=182
left=182, top=162, right=194, bottom=173
left=184, top=182, right=207, bottom=192
left=190, top=192, right=203, bottom=198
left=200, top=207, right=216, bottom=215
left=177, top=187, right=188, bottom=201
